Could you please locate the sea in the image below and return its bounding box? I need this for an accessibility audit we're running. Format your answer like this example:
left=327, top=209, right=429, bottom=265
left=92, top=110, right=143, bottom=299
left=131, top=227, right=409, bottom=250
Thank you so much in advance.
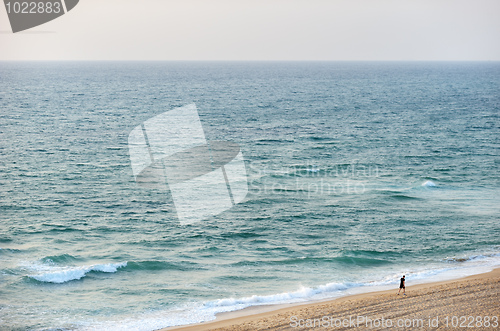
left=0, top=61, right=499, bottom=330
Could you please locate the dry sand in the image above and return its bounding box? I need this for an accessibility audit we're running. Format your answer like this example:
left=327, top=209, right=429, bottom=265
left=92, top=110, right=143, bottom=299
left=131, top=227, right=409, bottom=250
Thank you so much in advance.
left=163, top=268, right=500, bottom=330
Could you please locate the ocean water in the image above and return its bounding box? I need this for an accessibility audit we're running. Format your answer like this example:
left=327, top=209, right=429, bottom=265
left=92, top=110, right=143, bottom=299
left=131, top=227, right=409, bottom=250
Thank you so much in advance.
left=0, top=62, right=499, bottom=330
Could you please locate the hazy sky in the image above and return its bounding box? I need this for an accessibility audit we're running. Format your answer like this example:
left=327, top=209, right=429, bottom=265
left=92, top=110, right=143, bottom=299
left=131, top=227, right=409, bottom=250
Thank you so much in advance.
left=1, top=0, right=499, bottom=61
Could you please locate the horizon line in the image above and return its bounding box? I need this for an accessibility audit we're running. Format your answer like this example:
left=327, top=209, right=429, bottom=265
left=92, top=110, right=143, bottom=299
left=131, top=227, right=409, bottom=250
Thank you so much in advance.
left=1, top=59, right=500, bottom=62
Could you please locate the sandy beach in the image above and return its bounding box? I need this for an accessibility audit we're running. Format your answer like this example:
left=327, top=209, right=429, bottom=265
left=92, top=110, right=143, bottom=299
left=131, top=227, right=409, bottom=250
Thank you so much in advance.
left=164, top=269, right=500, bottom=330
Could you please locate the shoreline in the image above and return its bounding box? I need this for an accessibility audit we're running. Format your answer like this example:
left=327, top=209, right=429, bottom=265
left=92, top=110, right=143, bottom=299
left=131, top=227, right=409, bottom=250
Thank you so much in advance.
left=162, top=268, right=500, bottom=330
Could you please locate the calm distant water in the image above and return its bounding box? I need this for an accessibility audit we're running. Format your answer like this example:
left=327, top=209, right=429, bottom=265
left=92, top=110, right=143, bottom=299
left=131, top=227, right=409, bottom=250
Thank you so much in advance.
left=0, top=62, right=499, bottom=330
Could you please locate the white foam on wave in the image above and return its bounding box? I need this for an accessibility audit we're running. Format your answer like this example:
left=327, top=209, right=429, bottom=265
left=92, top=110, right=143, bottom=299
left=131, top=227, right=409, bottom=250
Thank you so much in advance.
left=422, top=180, right=436, bottom=187
left=208, top=281, right=350, bottom=309
left=28, top=262, right=127, bottom=283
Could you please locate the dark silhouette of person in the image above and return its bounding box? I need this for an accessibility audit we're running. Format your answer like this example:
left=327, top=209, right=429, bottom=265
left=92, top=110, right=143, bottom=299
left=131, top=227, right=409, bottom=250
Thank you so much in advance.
left=398, top=275, right=406, bottom=295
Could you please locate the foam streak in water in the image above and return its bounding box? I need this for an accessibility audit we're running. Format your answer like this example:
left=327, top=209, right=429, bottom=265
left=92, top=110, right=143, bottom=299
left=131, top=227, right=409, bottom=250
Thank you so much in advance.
left=28, top=262, right=127, bottom=283
left=422, top=180, right=436, bottom=187
left=206, top=282, right=350, bottom=309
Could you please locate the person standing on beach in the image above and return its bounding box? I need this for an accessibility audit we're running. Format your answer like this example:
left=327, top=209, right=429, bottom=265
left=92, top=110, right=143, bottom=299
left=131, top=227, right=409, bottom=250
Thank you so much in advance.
left=398, top=275, right=406, bottom=295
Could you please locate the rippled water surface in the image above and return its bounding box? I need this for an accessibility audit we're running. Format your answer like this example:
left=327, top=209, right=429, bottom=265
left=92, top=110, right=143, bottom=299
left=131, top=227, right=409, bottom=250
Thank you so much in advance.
left=0, top=62, right=499, bottom=330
